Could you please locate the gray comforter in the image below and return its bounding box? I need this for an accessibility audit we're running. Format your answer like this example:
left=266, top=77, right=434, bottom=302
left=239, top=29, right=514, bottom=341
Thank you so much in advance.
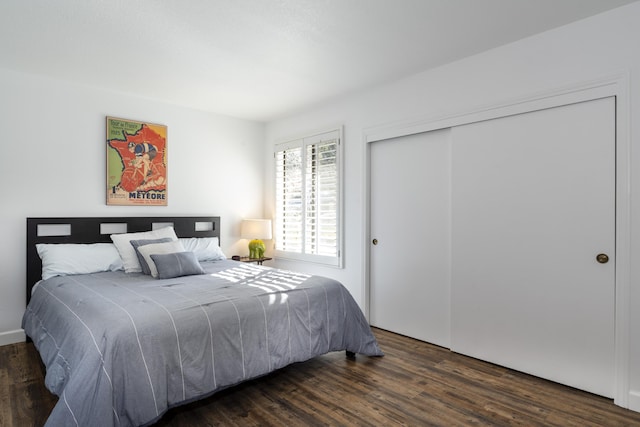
left=22, top=260, right=383, bottom=426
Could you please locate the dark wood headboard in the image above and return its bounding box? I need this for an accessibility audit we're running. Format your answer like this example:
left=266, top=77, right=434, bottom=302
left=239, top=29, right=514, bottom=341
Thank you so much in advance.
left=26, top=216, right=221, bottom=303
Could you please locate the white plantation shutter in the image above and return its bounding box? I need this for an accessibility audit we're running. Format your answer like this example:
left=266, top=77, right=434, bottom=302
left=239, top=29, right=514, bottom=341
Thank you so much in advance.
left=305, top=140, right=338, bottom=256
left=275, top=146, right=303, bottom=252
left=275, top=129, right=342, bottom=266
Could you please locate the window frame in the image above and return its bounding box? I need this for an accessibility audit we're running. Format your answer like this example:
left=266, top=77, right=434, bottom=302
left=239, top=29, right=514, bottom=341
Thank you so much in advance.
left=273, top=127, right=344, bottom=268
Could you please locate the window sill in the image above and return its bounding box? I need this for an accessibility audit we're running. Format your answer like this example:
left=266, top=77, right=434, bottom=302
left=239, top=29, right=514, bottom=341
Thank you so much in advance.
left=274, top=250, right=342, bottom=268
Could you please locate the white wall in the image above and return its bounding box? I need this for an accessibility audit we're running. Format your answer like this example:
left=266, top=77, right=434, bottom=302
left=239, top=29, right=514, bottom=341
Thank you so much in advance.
left=265, top=2, right=640, bottom=409
left=0, top=68, right=265, bottom=345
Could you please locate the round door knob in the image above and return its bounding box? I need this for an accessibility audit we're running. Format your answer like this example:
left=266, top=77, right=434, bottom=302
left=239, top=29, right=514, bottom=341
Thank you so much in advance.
left=596, top=253, right=609, bottom=264
left=372, top=239, right=378, bottom=245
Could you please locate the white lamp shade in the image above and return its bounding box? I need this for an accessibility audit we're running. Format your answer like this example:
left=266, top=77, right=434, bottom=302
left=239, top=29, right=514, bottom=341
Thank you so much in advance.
left=241, top=219, right=272, bottom=240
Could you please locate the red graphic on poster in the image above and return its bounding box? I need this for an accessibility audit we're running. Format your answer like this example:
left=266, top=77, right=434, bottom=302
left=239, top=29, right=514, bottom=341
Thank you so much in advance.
left=110, top=126, right=166, bottom=192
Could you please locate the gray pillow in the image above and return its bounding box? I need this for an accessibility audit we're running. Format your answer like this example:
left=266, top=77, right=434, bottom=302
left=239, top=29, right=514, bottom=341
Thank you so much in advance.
left=151, top=251, right=205, bottom=279
left=130, top=238, right=173, bottom=275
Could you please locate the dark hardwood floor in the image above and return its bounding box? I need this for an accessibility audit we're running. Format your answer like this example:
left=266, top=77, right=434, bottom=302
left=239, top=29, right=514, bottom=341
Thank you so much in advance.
left=3, top=328, right=640, bottom=426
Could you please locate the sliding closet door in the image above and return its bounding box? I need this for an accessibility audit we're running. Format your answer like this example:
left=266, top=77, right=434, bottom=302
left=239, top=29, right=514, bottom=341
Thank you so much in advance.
left=370, top=129, right=451, bottom=347
left=451, top=97, right=615, bottom=397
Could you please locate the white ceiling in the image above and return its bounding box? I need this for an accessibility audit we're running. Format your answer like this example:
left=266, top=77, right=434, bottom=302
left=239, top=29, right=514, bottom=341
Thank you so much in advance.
left=1, top=0, right=636, bottom=122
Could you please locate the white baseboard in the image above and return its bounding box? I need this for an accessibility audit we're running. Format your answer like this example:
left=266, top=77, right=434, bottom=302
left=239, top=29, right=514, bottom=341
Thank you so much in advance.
left=628, top=391, right=640, bottom=413
left=0, top=329, right=26, bottom=346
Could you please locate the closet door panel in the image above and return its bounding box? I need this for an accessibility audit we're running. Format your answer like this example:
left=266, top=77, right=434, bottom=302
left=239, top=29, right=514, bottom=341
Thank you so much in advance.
left=370, top=129, right=451, bottom=347
left=451, top=97, right=615, bottom=397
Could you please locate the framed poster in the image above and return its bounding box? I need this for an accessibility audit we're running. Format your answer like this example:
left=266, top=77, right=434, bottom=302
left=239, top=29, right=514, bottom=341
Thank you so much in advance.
left=106, top=116, right=167, bottom=206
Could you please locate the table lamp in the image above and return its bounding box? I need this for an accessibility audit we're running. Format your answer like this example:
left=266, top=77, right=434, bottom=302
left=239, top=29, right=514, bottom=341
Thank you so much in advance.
left=241, top=219, right=272, bottom=259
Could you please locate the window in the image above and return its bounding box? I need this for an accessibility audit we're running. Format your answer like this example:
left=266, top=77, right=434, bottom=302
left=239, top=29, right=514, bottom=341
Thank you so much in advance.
left=274, top=128, right=342, bottom=267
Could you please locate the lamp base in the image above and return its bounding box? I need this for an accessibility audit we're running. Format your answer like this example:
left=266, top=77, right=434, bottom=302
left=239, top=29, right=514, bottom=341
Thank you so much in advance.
left=248, top=239, right=266, bottom=259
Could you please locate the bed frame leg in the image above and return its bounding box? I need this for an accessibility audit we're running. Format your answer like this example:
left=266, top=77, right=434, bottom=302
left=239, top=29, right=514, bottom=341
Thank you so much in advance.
left=345, top=350, right=356, bottom=360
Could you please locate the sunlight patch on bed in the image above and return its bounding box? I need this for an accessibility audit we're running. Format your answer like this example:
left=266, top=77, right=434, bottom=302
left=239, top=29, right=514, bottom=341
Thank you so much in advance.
left=210, top=265, right=262, bottom=283
left=210, top=266, right=314, bottom=304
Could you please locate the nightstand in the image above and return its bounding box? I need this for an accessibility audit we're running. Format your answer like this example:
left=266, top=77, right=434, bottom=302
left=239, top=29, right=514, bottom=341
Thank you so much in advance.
left=238, top=256, right=272, bottom=265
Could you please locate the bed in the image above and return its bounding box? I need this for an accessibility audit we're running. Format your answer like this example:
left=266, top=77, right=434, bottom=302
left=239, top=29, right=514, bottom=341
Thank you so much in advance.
left=22, top=216, right=383, bottom=427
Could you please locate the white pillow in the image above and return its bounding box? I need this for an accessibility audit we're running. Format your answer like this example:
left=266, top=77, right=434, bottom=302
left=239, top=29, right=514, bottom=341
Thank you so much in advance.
left=111, top=227, right=178, bottom=273
left=136, top=240, right=186, bottom=278
left=178, top=237, right=226, bottom=261
left=36, top=243, right=124, bottom=280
